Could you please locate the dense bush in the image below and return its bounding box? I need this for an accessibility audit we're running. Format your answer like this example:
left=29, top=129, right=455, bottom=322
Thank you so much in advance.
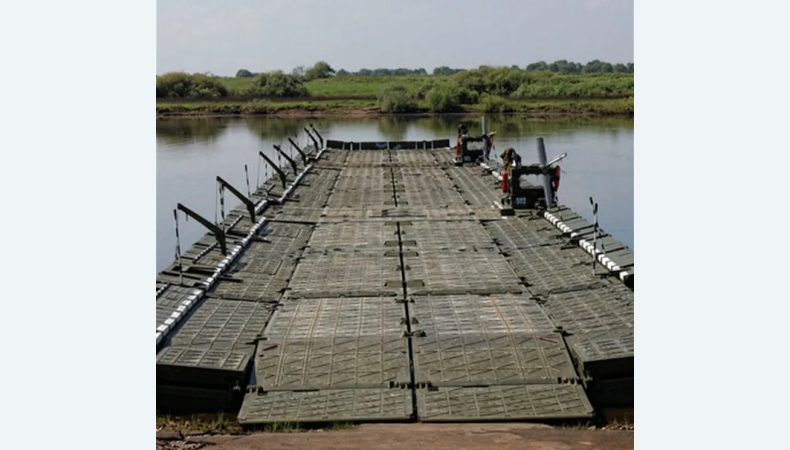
left=452, top=67, right=526, bottom=97
left=235, top=69, right=255, bottom=78
left=304, top=61, right=335, bottom=80
left=245, top=71, right=309, bottom=97
left=425, top=84, right=463, bottom=112
left=156, top=72, right=229, bottom=99
left=377, top=86, right=418, bottom=113
left=512, top=73, right=633, bottom=98
left=479, top=94, right=514, bottom=113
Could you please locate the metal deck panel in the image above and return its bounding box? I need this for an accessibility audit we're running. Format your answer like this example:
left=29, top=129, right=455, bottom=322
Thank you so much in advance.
left=446, top=166, right=501, bottom=207
left=157, top=285, right=201, bottom=327
left=306, top=221, right=398, bottom=251
left=542, top=285, right=634, bottom=336
left=404, top=248, right=524, bottom=296
left=391, top=149, right=442, bottom=165
left=260, top=221, right=314, bottom=245
left=395, top=167, right=448, bottom=179
left=168, top=298, right=273, bottom=349
left=412, top=333, right=579, bottom=386
left=333, top=175, right=392, bottom=191
left=432, top=149, right=456, bottom=164
left=238, top=388, right=413, bottom=424
left=317, top=207, right=377, bottom=221
left=268, top=206, right=324, bottom=223
left=230, top=245, right=300, bottom=277
left=399, top=174, right=456, bottom=192
left=502, top=246, right=604, bottom=296
left=287, top=249, right=402, bottom=298
left=316, top=149, right=349, bottom=166
left=210, top=275, right=289, bottom=302
left=409, top=294, right=555, bottom=336
left=326, top=189, right=396, bottom=208
left=343, top=150, right=390, bottom=167
left=255, top=336, right=411, bottom=390
left=400, top=221, right=496, bottom=250
left=157, top=345, right=252, bottom=373
left=265, top=296, right=405, bottom=339
left=416, top=384, right=593, bottom=421
left=567, top=329, right=634, bottom=377
left=383, top=207, right=479, bottom=220
left=336, top=167, right=390, bottom=178
left=210, top=239, right=301, bottom=301
left=483, top=218, right=567, bottom=250
left=290, top=190, right=331, bottom=208
left=181, top=243, right=233, bottom=268
left=603, top=248, right=634, bottom=269
left=396, top=189, right=468, bottom=208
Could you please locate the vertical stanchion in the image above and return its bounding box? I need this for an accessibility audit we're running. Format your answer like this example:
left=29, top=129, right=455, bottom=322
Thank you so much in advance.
left=244, top=164, right=251, bottom=197
left=590, top=196, right=598, bottom=275
left=219, top=184, right=226, bottom=230
left=537, top=138, right=554, bottom=208
left=173, top=209, right=183, bottom=284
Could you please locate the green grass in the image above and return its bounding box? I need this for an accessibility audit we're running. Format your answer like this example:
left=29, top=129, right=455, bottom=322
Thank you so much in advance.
left=157, top=97, right=631, bottom=116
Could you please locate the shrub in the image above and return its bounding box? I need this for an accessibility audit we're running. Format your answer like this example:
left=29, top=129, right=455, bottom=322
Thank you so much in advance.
left=156, top=72, right=229, bottom=99
left=377, top=86, right=418, bottom=113
left=479, top=94, right=514, bottom=113
left=511, top=73, right=633, bottom=99
left=304, top=61, right=335, bottom=80
left=425, top=84, right=462, bottom=112
left=235, top=69, right=255, bottom=78
left=245, top=71, right=309, bottom=97
left=451, top=67, right=526, bottom=97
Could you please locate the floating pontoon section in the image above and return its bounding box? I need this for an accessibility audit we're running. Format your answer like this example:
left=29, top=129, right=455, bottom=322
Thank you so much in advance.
left=156, top=137, right=633, bottom=421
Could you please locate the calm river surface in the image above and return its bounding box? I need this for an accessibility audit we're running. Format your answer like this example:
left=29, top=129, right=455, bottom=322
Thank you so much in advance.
left=156, top=116, right=633, bottom=272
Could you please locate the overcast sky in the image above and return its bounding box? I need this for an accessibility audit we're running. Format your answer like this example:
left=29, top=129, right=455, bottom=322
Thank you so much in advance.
left=157, top=0, right=633, bottom=76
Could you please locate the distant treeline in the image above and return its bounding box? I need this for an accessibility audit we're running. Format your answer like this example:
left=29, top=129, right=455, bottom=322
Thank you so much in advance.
left=528, top=60, right=633, bottom=73
left=233, top=60, right=633, bottom=79
left=335, top=61, right=632, bottom=76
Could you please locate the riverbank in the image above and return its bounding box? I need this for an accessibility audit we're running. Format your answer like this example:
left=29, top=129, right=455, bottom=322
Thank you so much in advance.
left=157, top=72, right=633, bottom=118
left=156, top=97, right=633, bottom=118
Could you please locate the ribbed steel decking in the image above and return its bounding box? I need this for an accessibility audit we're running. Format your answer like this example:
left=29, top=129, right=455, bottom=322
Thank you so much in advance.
left=156, top=138, right=633, bottom=423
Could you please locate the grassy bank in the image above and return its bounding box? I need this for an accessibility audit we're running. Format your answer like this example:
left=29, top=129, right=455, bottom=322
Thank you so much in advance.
left=156, top=97, right=631, bottom=117
left=157, top=72, right=633, bottom=117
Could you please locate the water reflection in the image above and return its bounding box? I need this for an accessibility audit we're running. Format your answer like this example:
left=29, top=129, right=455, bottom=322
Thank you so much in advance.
left=243, top=118, right=308, bottom=142
left=376, top=116, right=409, bottom=141
left=155, top=117, right=230, bottom=145
left=157, top=115, right=633, bottom=272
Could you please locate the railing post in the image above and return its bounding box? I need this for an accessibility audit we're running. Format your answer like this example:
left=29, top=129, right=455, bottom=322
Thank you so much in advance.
left=537, top=138, right=554, bottom=208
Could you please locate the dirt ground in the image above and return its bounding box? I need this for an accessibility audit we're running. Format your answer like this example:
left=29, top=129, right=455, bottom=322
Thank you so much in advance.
left=157, top=423, right=634, bottom=450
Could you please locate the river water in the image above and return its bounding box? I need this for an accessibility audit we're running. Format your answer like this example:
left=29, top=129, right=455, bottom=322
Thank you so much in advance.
left=156, top=115, right=633, bottom=272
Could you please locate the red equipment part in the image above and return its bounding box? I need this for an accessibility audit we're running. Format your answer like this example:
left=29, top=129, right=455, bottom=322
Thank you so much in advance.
left=551, top=165, right=561, bottom=191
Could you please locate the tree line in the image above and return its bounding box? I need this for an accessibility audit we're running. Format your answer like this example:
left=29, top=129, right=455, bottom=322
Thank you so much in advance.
left=234, top=60, right=633, bottom=79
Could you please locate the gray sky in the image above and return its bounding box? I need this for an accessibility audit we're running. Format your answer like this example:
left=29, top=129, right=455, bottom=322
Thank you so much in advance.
left=157, top=0, right=633, bottom=76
